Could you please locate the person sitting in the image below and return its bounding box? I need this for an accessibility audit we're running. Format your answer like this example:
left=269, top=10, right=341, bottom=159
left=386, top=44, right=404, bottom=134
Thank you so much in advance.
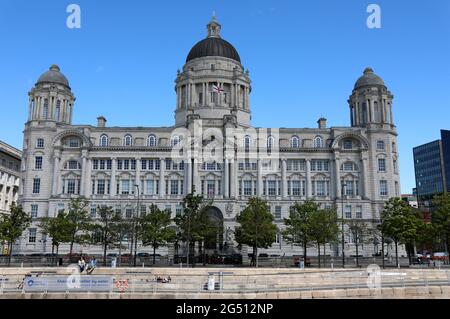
left=78, top=257, right=86, bottom=273
left=86, top=257, right=97, bottom=274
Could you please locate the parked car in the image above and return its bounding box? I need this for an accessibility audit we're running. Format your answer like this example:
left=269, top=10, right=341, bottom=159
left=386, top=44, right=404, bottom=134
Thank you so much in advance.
left=137, top=252, right=150, bottom=258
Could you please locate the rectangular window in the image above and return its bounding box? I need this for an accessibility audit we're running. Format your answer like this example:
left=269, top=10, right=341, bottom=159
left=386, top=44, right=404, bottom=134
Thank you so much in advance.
left=356, top=206, right=363, bottom=219
left=155, top=160, right=160, bottom=170
left=117, top=160, right=123, bottom=170
left=380, top=180, right=388, bottom=196
left=121, top=180, right=130, bottom=194
left=166, top=160, right=172, bottom=171
left=268, top=181, right=277, bottom=196
left=146, top=180, right=154, bottom=195
left=126, top=208, right=133, bottom=219
left=67, top=179, right=76, bottom=194
left=124, top=160, right=129, bottom=170
left=99, top=160, right=105, bottom=170
left=345, top=181, right=354, bottom=196
left=395, top=181, right=399, bottom=197
left=198, top=92, right=203, bottom=105
left=57, top=203, right=65, bottom=214
left=170, top=180, right=179, bottom=195
left=31, top=204, right=38, bottom=218
left=36, top=138, right=44, bottom=148
left=35, top=156, right=43, bottom=170
left=176, top=205, right=183, bottom=217
left=343, top=140, right=353, bottom=150
left=142, top=160, right=147, bottom=170
left=32, top=178, right=40, bottom=194
left=377, top=141, right=385, bottom=150
left=90, top=206, right=97, bottom=218
left=378, top=159, right=386, bottom=172
left=107, top=160, right=112, bottom=170
left=292, top=180, right=301, bottom=196
left=131, top=160, right=136, bottom=170
left=93, top=160, right=99, bottom=170
left=316, top=181, right=326, bottom=196
left=275, top=206, right=282, bottom=220
left=263, top=181, right=267, bottom=196
left=28, top=228, right=37, bottom=243
left=393, top=160, right=398, bottom=174
left=243, top=180, right=252, bottom=196
left=165, top=205, right=172, bottom=214
left=140, top=205, right=146, bottom=216
left=345, top=205, right=352, bottom=219
left=207, top=180, right=215, bottom=196
left=97, top=179, right=105, bottom=195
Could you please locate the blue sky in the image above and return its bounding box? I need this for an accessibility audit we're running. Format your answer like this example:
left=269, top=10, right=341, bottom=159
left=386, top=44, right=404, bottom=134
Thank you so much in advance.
left=0, top=0, right=449, bottom=194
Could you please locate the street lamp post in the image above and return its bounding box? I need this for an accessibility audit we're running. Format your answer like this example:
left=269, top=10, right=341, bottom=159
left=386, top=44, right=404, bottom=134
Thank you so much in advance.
left=133, top=184, right=140, bottom=267
left=341, top=182, right=346, bottom=268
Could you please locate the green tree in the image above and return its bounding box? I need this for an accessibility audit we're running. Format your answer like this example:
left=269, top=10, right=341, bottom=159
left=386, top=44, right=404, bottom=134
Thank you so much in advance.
left=381, top=197, right=422, bottom=267
left=310, top=208, right=339, bottom=268
left=140, top=204, right=177, bottom=264
left=39, top=211, right=72, bottom=258
left=174, top=189, right=212, bottom=266
left=346, top=219, right=373, bottom=267
left=282, top=200, right=317, bottom=263
left=90, top=205, right=122, bottom=266
left=432, top=193, right=450, bottom=257
left=0, top=204, right=32, bottom=266
left=66, top=198, right=91, bottom=255
left=234, top=197, right=276, bottom=267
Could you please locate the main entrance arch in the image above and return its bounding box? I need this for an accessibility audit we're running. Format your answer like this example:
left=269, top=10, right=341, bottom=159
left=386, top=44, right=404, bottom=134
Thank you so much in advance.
left=204, top=206, right=224, bottom=253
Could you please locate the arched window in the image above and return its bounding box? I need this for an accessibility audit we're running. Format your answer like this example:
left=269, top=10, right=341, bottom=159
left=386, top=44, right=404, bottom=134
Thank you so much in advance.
left=100, top=135, right=109, bottom=147
left=244, top=135, right=251, bottom=152
left=291, top=136, right=300, bottom=148
left=392, top=142, right=396, bottom=153
left=147, top=135, right=157, bottom=147
left=267, top=136, right=275, bottom=149
left=314, top=136, right=324, bottom=148
left=123, top=135, right=133, bottom=146
left=171, top=135, right=180, bottom=147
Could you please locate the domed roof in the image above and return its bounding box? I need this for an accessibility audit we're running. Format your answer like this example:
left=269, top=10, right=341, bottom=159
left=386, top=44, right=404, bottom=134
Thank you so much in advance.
left=186, top=16, right=241, bottom=63
left=354, top=67, right=385, bottom=89
left=36, top=65, right=70, bottom=87
left=187, top=37, right=241, bottom=63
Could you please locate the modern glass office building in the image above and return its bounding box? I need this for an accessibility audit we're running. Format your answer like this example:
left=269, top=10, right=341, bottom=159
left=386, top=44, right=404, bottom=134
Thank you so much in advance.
left=413, top=130, right=450, bottom=201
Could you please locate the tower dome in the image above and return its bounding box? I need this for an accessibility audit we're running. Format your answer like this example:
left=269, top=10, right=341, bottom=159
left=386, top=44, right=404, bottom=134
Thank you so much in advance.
left=36, top=64, right=70, bottom=88
left=354, top=67, right=385, bottom=89
left=186, top=15, right=241, bottom=63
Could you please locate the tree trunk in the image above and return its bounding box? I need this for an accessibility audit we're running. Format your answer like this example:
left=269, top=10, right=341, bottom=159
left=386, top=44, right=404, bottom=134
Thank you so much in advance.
left=323, top=244, right=326, bottom=268
left=395, top=241, right=399, bottom=268
left=7, top=241, right=12, bottom=267
left=153, top=246, right=156, bottom=265
left=103, top=241, right=108, bottom=267
left=317, top=242, right=321, bottom=268
left=356, top=243, right=359, bottom=267
left=303, top=241, right=307, bottom=262
left=381, top=233, right=385, bottom=269
left=56, top=245, right=60, bottom=267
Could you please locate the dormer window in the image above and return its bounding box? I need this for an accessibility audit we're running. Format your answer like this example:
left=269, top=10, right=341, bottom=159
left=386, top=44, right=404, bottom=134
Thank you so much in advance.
left=123, top=135, right=133, bottom=146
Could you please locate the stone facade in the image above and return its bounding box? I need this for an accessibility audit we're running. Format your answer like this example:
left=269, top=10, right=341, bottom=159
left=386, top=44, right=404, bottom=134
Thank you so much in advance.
left=0, top=140, right=21, bottom=215
left=17, top=17, right=403, bottom=258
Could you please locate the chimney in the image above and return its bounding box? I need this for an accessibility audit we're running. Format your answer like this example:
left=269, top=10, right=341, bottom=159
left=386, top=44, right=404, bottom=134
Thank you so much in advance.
left=317, top=117, right=327, bottom=129
left=97, top=116, right=107, bottom=128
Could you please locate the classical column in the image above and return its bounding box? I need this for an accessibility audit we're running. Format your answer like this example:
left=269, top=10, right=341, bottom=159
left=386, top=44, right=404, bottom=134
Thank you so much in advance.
left=184, top=160, right=191, bottom=194
left=192, top=159, right=201, bottom=194
left=334, top=155, right=341, bottom=199
left=281, top=159, right=288, bottom=198
left=51, top=150, right=61, bottom=196
left=306, top=159, right=312, bottom=198
left=84, top=157, right=92, bottom=197
left=224, top=158, right=229, bottom=198
left=135, top=158, right=141, bottom=192
left=80, top=155, right=87, bottom=196
left=229, top=159, right=236, bottom=197
left=111, top=157, right=117, bottom=196
left=361, top=155, right=369, bottom=199
left=257, top=159, right=263, bottom=196
left=159, top=158, right=166, bottom=198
